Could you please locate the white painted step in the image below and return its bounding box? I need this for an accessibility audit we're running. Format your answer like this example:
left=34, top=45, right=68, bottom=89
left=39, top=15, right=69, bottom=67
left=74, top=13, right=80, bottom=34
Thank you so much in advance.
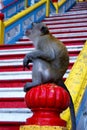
left=0, top=56, right=77, bottom=66
left=0, top=108, right=32, bottom=122
left=16, top=37, right=87, bottom=44
left=53, top=32, right=87, bottom=38
left=0, top=69, right=70, bottom=81
left=0, top=48, right=34, bottom=55
left=0, top=88, right=25, bottom=98
left=45, top=14, right=87, bottom=21
left=48, top=22, right=87, bottom=28
left=49, top=27, right=87, bottom=33
left=0, top=71, right=32, bottom=80
left=50, top=10, right=87, bottom=17
left=44, top=18, right=87, bottom=24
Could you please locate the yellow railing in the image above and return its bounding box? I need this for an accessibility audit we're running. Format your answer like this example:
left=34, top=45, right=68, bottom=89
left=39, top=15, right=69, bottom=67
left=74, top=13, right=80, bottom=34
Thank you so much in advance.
left=53, top=0, right=66, bottom=13
left=61, top=41, right=87, bottom=130
left=4, top=0, right=49, bottom=27
left=53, top=0, right=77, bottom=14
left=58, top=0, right=66, bottom=7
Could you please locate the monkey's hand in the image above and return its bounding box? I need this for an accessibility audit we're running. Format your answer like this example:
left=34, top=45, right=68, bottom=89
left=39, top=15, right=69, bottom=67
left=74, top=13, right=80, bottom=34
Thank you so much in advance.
left=23, top=56, right=31, bottom=69
left=24, top=82, right=32, bottom=92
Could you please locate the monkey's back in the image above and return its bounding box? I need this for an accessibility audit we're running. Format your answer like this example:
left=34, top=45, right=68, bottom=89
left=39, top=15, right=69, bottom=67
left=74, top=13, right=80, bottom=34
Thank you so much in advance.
left=38, top=34, right=69, bottom=78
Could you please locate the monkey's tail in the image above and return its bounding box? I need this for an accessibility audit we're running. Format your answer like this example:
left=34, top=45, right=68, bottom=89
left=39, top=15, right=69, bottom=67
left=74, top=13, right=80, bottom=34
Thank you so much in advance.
left=56, top=79, right=76, bottom=130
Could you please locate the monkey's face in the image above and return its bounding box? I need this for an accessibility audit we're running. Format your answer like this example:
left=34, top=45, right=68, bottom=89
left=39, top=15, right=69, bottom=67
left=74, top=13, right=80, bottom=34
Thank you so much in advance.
left=25, top=22, right=49, bottom=40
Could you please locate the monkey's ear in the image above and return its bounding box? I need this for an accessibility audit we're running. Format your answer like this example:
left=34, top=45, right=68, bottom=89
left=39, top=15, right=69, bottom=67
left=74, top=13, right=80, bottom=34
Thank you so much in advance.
left=40, top=26, right=49, bottom=35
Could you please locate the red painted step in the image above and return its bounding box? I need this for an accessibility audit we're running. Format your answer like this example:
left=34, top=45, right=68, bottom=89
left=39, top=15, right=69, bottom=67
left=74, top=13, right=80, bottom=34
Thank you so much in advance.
left=0, top=98, right=26, bottom=108
left=0, top=122, right=24, bottom=130
left=0, top=79, right=31, bottom=88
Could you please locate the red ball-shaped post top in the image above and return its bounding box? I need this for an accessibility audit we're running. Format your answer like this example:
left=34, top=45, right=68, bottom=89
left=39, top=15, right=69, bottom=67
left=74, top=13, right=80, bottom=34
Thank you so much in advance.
left=25, top=83, right=70, bottom=126
left=25, top=83, right=70, bottom=112
left=0, top=13, right=4, bottom=20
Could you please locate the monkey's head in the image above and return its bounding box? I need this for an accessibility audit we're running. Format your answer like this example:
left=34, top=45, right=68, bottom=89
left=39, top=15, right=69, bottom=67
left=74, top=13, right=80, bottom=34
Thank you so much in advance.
left=25, top=22, right=49, bottom=40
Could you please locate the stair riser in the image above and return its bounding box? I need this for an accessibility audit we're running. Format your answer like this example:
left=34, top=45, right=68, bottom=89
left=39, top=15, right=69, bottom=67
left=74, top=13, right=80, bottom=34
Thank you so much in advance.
left=0, top=125, right=20, bottom=130
left=0, top=66, right=32, bottom=72
left=71, top=5, right=87, bottom=7
left=43, top=14, right=87, bottom=23
left=70, top=8, right=87, bottom=11
left=0, top=79, right=32, bottom=88
left=49, top=11, right=87, bottom=17
left=0, top=100, right=26, bottom=108
left=0, top=62, right=74, bottom=72
left=0, top=122, right=24, bottom=130
left=48, top=24, right=87, bottom=29
left=0, top=78, right=68, bottom=88
left=46, top=21, right=87, bottom=26
left=0, top=44, right=83, bottom=58
left=51, top=30, right=87, bottom=34
left=72, top=6, right=87, bottom=8
left=0, top=44, right=33, bottom=50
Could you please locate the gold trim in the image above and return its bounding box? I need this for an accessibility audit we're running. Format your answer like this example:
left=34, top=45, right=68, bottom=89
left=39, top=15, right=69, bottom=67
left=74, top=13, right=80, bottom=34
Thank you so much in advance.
left=20, top=125, right=67, bottom=130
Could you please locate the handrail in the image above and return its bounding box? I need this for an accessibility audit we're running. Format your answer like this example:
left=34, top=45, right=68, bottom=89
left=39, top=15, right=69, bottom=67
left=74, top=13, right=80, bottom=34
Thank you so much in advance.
left=62, top=41, right=87, bottom=130
left=0, top=0, right=50, bottom=45
left=4, top=0, right=49, bottom=27
left=58, top=0, right=66, bottom=7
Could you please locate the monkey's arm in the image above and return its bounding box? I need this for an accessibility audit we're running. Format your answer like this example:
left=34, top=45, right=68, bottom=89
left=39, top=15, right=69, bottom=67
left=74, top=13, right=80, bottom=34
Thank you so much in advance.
left=23, top=49, right=55, bottom=68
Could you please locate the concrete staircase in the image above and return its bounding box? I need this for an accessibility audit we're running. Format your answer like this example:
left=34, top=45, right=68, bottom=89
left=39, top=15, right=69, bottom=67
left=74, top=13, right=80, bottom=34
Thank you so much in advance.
left=0, top=1, right=87, bottom=130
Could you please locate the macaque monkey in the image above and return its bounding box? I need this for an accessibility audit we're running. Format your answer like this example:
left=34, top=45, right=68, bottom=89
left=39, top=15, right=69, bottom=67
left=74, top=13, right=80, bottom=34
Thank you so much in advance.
left=23, top=22, right=76, bottom=130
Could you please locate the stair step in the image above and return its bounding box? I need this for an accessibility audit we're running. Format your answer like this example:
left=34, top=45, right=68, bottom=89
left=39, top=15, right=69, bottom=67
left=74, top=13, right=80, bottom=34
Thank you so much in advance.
left=45, top=14, right=87, bottom=21
left=0, top=45, right=83, bottom=56
left=0, top=69, right=69, bottom=81
left=0, top=56, right=76, bottom=72
left=0, top=40, right=84, bottom=49
left=17, top=38, right=86, bottom=44
left=47, top=22, right=87, bottom=28
left=44, top=18, right=87, bottom=25
left=73, top=5, right=87, bottom=8
left=0, top=55, right=77, bottom=67
left=0, top=79, right=30, bottom=88
left=50, top=10, right=87, bottom=17
left=70, top=7, right=87, bottom=11
left=76, top=1, right=87, bottom=4
left=0, top=100, right=26, bottom=108
left=0, top=108, right=32, bottom=122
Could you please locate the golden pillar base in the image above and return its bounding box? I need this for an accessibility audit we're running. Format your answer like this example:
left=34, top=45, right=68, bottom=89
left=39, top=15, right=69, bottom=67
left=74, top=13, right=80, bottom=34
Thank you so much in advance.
left=20, top=125, right=67, bottom=130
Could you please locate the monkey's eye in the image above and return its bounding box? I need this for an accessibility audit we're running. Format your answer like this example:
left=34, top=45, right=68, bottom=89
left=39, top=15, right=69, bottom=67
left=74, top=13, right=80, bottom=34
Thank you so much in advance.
left=40, top=26, right=49, bottom=35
